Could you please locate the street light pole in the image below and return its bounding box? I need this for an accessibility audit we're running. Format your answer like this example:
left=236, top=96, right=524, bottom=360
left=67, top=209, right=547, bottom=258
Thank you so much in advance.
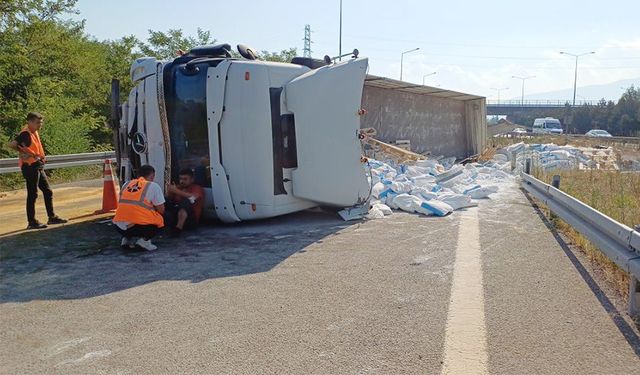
left=400, top=47, right=419, bottom=81
left=559, top=51, right=595, bottom=107
left=490, top=87, right=509, bottom=104
left=338, top=0, right=343, bottom=61
left=422, top=71, right=436, bottom=85
left=512, top=75, right=535, bottom=106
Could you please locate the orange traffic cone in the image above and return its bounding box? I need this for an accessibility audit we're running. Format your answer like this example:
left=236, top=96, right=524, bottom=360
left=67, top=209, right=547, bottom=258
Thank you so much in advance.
left=96, top=159, right=118, bottom=213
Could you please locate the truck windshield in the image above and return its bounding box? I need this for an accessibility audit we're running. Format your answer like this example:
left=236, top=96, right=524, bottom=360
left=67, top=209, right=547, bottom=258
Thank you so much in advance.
left=163, top=62, right=212, bottom=187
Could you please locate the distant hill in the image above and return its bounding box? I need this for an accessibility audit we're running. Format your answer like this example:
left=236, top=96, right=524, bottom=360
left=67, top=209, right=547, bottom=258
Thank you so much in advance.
left=508, top=78, right=640, bottom=102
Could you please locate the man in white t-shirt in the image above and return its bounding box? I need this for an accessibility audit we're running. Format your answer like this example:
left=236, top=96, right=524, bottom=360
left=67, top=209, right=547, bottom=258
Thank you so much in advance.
left=112, top=165, right=165, bottom=251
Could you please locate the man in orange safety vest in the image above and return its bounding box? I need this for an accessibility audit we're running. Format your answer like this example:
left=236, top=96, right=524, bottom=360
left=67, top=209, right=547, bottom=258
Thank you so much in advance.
left=112, top=164, right=165, bottom=251
left=8, top=112, right=67, bottom=229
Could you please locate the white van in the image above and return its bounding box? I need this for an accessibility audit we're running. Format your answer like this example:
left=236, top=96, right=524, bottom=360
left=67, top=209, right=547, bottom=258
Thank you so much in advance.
left=532, top=117, right=563, bottom=134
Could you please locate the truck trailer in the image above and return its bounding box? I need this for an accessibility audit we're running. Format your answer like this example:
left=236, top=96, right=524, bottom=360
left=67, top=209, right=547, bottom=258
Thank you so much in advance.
left=112, top=43, right=370, bottom=223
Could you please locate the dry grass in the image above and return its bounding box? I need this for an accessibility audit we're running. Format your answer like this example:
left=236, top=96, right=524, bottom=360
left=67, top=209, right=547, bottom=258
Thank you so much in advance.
left=536, top=170, right=640, bottom=228
left=535, top=170, right=640, bottom=300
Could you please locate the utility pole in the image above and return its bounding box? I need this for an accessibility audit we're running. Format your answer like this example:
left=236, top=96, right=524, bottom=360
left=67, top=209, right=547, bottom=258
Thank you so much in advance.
left=303, top=24, right=312, bottom=58
left=512, top=75, right=535, bottom=106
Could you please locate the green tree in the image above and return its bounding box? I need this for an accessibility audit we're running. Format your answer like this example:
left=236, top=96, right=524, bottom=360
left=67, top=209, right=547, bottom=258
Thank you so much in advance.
left=258, top=47, right=298, bottom=63
left=0, top=0, right=96, bottom=157
left=612, top=86, right=640, bottom=136
left=137, top=28, right=216, bottom=60
left=0, top=0, right=78, bottom=29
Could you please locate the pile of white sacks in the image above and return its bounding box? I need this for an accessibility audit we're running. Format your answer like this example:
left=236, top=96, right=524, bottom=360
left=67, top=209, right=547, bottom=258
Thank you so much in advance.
left=366, top=157, right=510, bottom=219
left=498, top=142, right=619, bottom=172
left=365, top=141, right=615, bottom=219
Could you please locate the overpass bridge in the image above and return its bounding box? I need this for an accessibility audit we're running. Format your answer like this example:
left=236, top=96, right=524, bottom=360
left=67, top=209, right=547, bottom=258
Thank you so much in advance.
left=487, top=99, right=600, bottom=117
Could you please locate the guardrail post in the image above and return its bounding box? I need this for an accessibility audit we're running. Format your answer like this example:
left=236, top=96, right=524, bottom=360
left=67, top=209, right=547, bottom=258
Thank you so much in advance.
left=525, top=159, right=531, bottom=174
left=550, top=175, right=561, bottom=220
left=630, top=276, right=640, bottom=317
left=511, top=151, right=517, bottom=171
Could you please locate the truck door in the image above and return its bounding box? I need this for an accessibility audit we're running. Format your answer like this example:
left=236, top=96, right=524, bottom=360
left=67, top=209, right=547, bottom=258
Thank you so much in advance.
left=283, top=58, right=370, bottom=207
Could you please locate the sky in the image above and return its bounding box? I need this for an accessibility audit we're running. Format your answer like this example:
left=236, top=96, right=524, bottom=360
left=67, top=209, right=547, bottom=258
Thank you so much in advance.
left=71, top=0, right=640, bottom=101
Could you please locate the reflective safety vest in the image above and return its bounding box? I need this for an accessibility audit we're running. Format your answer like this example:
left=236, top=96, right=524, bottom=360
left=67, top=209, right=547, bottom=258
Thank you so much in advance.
left=113, top=177, right=164, bottom=227
left=18, top=126, right=45, bottom=167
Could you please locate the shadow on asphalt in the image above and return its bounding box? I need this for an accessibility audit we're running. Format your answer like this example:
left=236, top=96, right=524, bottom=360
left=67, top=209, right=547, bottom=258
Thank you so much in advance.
left=0, top=209, right=355, bottom=303
left=523, top=189, right=640, bottom=358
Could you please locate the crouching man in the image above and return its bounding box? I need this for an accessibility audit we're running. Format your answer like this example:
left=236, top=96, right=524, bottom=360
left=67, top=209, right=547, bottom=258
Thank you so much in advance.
left=112, top=165, right=165, bottom=251
left=165, top=168, right=204, bottom=237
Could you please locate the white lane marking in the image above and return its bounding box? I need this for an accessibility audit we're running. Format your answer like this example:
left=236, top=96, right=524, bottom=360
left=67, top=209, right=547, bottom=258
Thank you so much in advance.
left=47, top=337, right=91, bottom=357
left=441, top=208, right=488, bottom=375
left=54, top=350, right=112, bottom=368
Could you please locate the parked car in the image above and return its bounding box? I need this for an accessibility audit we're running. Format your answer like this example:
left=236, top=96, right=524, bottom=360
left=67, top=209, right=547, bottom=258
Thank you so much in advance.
left=532, top=117, right=563, bottom=134
left=585, top=129, right=612, bottom=137
left=512, top=127, right=527, bottom=134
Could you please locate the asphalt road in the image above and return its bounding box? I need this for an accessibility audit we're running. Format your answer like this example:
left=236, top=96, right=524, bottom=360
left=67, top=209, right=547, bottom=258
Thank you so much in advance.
left=1, top=181, right=639, bottom=374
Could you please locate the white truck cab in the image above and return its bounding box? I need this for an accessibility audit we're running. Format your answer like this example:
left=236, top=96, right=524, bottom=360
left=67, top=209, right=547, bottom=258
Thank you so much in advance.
left=532, top=117, right=563, bottom=135
left=113, top=44, right=370, bottom=222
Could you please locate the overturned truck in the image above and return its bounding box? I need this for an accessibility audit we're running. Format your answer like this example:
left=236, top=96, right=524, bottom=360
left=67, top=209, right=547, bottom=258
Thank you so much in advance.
left=111, top=44, right=370, bottom=222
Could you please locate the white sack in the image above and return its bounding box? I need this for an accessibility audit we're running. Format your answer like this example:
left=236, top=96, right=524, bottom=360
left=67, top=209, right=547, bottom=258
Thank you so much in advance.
left=416, top=200, right=453, bottom=217
left=492, top=153, right=509, bottom=163
left=411, top=187, right=438, bottom=201
left=437, top=193, right=478, bottom=210
left=367, top=206, right=385, bottom=219
left=393, top=194, right=423, bottom=213
left=390, top=181, right=412, bottom=194
left=371, top=182, right=385, bottom=198
left=466, top=185, right=499, bottom=199
left=385, top=192, right=400, bottom=209
left=373, top=203, right=393, bottom=216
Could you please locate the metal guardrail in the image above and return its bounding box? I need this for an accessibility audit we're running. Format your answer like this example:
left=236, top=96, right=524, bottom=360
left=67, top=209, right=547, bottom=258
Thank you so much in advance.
left=521, top=172, right=640, bottom=316
left=0, top=151, right=115, bottom=174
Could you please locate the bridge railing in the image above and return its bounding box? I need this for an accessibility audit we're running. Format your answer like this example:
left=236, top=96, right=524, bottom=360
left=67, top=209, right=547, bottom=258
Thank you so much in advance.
left=487, top=99, right=601, bottom=107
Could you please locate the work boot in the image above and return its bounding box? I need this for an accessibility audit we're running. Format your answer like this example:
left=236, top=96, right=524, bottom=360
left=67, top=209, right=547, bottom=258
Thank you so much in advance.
left=120, top=237, right=135, bottom=249
left=26, top=221, right=47, bottom=230
left=48, top=216, right=68, bottom=225
left=135, top=238, right=157, bottom=251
